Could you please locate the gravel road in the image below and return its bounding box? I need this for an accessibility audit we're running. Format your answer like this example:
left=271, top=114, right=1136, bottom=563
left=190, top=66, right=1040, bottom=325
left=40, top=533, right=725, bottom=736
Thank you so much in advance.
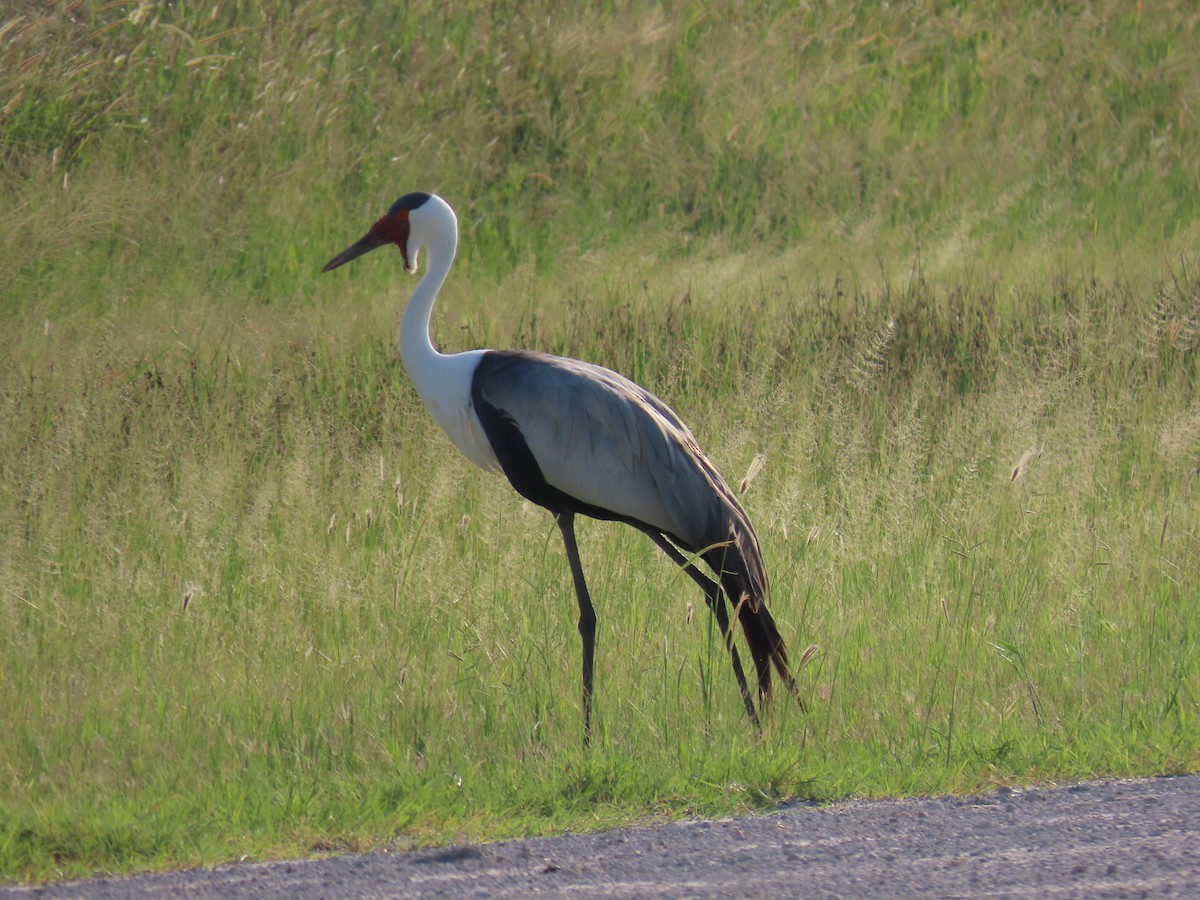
left=6, top=775, right=1198, bottom=898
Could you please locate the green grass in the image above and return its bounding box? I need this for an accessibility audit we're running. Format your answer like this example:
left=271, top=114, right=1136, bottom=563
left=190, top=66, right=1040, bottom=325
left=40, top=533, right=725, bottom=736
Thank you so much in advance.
left=2, top=0, right=1199, bottom=883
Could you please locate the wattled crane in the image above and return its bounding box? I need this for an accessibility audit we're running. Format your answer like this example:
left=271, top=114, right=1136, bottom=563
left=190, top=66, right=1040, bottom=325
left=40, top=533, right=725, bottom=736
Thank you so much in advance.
left=323, top=192, right=800, bottom=743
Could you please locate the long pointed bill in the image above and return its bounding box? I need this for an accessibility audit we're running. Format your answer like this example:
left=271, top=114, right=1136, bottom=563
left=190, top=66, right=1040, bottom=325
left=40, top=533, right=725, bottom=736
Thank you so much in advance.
left=321, top=231, right=388, bottom=272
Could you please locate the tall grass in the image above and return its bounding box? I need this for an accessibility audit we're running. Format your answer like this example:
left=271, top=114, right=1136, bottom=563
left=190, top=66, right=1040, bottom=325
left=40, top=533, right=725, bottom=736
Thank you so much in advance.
left=2, top=0, right=1199, bottom=882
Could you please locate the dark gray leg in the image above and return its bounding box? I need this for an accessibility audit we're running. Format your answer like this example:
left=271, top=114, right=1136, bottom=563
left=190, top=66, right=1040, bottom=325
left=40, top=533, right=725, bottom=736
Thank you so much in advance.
left=557, top=513, right=597, bottom=746
left=639, top=529, right=760, bottom=729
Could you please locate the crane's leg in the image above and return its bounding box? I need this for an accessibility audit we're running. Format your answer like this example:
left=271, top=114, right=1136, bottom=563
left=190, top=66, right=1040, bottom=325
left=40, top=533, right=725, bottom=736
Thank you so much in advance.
left=638, top=529, right=760, bottom=729
left=557, top=513, right=597, bottom=747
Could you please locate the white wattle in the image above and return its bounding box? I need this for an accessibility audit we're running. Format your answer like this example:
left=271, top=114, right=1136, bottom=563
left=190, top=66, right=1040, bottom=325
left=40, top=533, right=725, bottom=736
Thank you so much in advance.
left=397, top=197, right=501, bottom=474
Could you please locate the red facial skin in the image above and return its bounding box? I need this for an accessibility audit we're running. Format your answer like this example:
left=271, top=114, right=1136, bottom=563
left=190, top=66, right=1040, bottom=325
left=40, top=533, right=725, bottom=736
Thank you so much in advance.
left=371, top=210, right=411, bottom=269
left=322, top=208, right=413, bottom=274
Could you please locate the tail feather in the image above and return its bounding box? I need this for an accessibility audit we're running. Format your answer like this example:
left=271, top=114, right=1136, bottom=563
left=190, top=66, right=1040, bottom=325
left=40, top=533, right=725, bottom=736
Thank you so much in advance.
left=735, top=591, right=797, bottom=698
left=722, top=571, right=792, bottom=695
left=704, top=540, right=800, bottom=706
left=689, top=465, right=802, bottom=712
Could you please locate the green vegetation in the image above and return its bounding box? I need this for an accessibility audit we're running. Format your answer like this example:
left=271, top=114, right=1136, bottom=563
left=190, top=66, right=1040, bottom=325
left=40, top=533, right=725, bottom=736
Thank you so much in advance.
left=2, top=0, right=1198, bottom=883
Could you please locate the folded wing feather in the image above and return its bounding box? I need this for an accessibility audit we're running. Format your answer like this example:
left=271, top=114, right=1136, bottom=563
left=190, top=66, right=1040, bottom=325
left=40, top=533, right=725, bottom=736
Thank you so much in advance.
left=473, top=351, right=756, bottom=571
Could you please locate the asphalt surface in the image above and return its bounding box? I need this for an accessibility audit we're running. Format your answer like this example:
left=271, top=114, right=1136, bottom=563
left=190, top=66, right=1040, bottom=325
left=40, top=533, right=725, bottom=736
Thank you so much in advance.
left=6, top=775, right=1198, bottom=898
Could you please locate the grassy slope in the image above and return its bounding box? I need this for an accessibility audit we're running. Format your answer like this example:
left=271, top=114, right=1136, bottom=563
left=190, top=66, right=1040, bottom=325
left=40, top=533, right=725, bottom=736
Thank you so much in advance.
left=2, top=0, right=1199, bottom=881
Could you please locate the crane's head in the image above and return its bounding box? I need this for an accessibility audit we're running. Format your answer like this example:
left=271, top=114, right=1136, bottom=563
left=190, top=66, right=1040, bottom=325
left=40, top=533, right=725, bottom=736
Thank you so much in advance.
left=321, top=191, right=440, bottom=276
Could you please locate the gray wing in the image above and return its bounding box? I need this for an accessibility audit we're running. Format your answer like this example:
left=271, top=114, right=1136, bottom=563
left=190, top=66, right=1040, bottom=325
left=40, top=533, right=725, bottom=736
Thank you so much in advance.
left=473, top=350, right=747, bottom=554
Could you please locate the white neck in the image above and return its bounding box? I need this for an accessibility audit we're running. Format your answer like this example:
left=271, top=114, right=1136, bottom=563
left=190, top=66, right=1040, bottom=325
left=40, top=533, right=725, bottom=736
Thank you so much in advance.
left=398, top=205, right=458, bottom=394
left=392, top=198, right=499, bottom=473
